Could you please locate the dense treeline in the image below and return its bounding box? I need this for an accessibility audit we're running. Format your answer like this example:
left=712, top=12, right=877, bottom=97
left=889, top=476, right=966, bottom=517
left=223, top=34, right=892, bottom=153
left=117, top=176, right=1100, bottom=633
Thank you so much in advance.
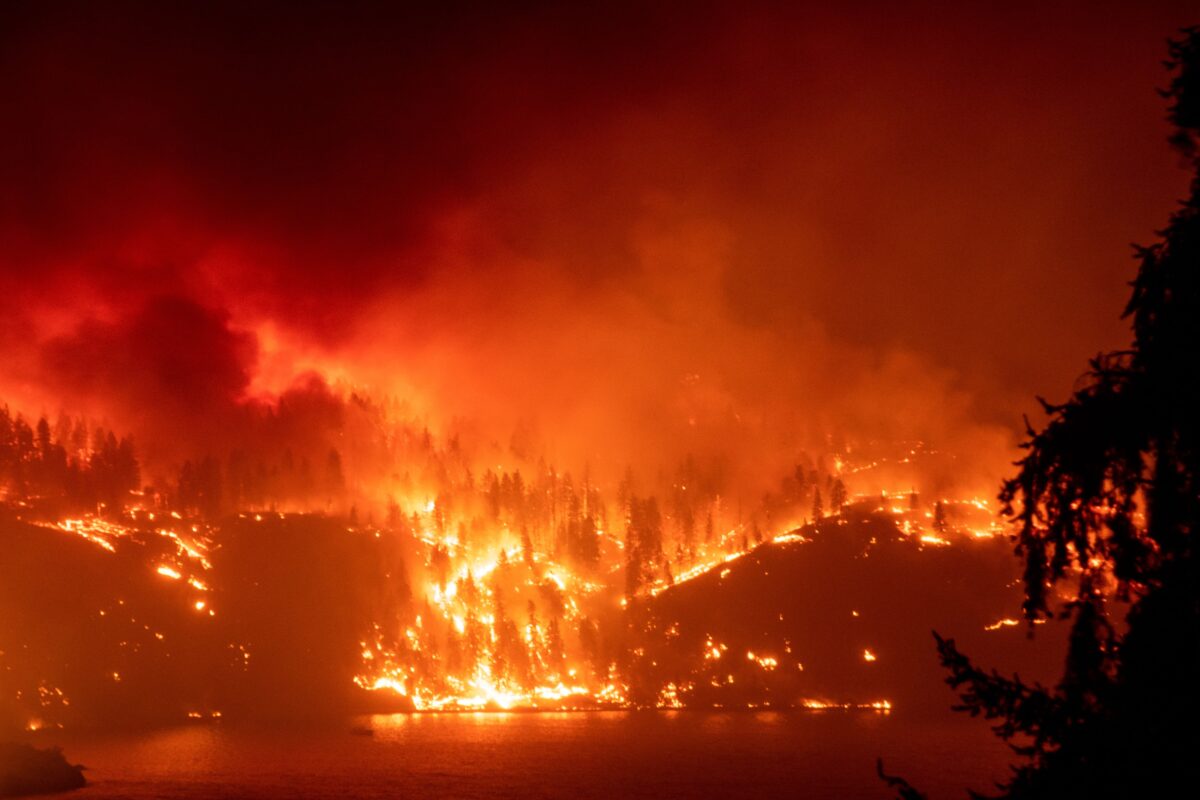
left=1, top=388, right=854, bottom=596
left=0, top=406, right=139, bottom=511
left=1, top=395, right=854, bottom=601
left=1, top=385, right=916, bottom=727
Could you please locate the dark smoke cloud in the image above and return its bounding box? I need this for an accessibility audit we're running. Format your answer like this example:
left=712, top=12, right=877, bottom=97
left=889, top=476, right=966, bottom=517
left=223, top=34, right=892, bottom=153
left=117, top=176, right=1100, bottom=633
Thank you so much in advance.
left=0, top=1, right=1196, bottom=488
left=37, top=296, right=256, bottom=460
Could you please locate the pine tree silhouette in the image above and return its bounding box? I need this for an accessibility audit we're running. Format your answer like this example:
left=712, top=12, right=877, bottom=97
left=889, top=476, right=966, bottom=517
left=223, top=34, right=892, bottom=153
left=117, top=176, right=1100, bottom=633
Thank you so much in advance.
left=887, top=27, right=1200, bottom=799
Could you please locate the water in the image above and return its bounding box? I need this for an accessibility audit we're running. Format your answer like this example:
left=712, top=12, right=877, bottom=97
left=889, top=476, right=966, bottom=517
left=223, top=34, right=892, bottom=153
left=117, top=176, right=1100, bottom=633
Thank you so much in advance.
left=47, top=710, right=1010, bottom=799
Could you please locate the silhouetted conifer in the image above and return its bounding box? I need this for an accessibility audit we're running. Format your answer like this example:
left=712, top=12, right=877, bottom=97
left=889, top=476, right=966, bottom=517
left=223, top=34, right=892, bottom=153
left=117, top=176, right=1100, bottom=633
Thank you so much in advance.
left=890, top=29, right=1200, bottom=799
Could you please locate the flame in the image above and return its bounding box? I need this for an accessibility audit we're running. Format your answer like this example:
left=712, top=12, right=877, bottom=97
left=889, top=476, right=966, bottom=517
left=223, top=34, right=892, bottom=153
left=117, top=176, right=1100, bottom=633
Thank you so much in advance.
left=9, top=429, right=1006, bottom=719
left=984, top=618, right=1020, bottom=631
left=801, top=699, right=892, bottom=712
left=345, top=471, right=1006, bottom=711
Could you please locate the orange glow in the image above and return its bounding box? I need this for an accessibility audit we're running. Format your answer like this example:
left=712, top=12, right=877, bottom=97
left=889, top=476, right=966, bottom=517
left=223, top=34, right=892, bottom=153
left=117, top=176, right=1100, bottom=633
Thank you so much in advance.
left=6, top=434, right=1021, bottom=718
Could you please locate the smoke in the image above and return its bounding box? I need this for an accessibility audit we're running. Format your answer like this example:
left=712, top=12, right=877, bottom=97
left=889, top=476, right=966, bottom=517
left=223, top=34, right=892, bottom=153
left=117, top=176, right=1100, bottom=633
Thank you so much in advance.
left=0, top=1, right=1194, bottom=494
left=37, top=297, right=253, bottom=454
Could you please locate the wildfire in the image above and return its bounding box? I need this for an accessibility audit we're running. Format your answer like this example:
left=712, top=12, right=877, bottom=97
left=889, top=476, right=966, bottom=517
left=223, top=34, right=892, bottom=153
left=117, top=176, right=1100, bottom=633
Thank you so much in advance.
left=984, top=618, right=1020, bottom=631
left=984, top=617, right=1045, bottom=631
left=328, top=470, right=1011, bottom=712
left=747, top=652, right=778, bottom=670
left=5, top=421, right=1013, bottom=721
left=39, top=517, right=128, bottom=553
left=801, top=699, right=892, bottom=712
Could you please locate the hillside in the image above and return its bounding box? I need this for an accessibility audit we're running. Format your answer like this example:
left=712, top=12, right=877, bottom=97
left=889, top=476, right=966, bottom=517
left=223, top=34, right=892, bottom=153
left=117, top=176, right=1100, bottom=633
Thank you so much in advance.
left=630, top=516, right=1066, bottom=712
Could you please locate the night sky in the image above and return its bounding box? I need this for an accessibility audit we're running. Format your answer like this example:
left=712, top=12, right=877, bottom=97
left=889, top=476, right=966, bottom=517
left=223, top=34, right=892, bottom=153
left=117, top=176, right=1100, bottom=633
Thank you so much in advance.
left=1, top=1, right=1195, bottom=479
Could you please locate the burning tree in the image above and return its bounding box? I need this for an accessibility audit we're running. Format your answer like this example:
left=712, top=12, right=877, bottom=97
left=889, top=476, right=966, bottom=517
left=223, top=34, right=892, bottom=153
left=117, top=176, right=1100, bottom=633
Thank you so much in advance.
left=914, top=28, right=1200, bottom=799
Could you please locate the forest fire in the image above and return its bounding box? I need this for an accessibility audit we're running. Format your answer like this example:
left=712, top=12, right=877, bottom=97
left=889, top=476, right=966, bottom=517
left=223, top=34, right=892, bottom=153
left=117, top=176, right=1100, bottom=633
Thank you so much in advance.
left=4, top=5, right=1197, bottom=798
left=0, top=396, right=1022, bottom=724
left=339, top=459, right=1010, bottom=712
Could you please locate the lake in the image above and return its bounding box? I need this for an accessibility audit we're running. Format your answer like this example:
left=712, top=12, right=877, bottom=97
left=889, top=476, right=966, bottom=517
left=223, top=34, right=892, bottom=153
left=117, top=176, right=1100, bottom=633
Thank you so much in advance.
left=38, top=709, right=1015, bottom=799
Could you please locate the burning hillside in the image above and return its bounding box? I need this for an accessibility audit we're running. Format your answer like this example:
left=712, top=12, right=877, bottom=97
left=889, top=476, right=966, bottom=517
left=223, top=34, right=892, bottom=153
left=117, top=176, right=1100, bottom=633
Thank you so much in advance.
left=0, top=6, right=1195, bottom=800
left=0, top=398, right=1061, bottom=732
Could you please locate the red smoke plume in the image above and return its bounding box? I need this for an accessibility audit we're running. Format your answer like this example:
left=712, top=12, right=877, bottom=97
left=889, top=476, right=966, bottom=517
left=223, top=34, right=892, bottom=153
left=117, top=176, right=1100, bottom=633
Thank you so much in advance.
left=1, top=1, right=1195, bottom=487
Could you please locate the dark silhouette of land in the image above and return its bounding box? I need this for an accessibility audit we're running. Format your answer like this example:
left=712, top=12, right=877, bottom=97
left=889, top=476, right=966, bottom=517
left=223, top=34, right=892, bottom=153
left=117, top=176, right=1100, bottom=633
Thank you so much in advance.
left=0, top=742, right=85, bottom=797
left=888, top=27, right=1200, bottom=799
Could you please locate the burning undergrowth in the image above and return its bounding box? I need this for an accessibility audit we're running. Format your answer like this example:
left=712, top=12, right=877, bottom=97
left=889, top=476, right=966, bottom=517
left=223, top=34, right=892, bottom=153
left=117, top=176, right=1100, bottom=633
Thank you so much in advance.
left=0, top=395, right=1062, bottom=732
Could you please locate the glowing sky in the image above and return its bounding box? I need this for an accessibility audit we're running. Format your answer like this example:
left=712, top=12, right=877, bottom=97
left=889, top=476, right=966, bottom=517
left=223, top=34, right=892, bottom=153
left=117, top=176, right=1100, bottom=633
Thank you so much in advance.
left=1, top=1, right=1195, bottom=477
